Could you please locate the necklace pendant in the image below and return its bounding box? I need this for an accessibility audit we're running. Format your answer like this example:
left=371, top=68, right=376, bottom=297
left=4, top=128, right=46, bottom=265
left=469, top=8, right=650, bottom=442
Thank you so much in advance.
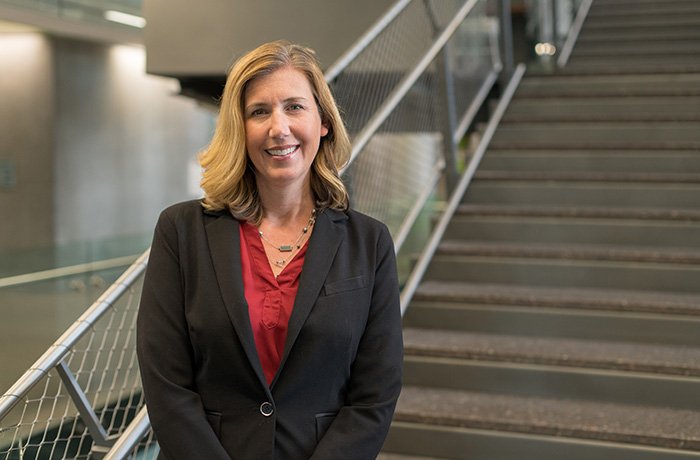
left=278, top=245, right=293, bottom=252
left=275, top=259, right=286, bottom=267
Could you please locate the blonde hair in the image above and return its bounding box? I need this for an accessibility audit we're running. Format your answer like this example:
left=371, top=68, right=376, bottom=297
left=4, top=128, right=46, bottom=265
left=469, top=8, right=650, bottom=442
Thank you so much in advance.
left=199, top=40, right=351, bottom=224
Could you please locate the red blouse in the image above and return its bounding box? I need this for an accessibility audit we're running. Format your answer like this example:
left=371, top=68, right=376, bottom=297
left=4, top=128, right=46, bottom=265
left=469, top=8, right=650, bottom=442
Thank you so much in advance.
left=239, top=221, right=307, bottom=386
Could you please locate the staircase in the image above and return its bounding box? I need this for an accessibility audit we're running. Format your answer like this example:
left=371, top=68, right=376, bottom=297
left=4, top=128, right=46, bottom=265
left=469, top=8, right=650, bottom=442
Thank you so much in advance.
left=381, top=0, right=700, bottom=458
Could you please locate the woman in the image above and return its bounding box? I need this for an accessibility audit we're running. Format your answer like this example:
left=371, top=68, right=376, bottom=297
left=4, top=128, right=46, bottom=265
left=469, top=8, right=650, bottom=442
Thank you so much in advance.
left=136, top=40, right=403, bottom=460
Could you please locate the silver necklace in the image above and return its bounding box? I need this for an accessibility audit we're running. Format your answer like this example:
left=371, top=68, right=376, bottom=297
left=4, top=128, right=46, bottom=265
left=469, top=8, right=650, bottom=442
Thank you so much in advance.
left=258, top=209, right=316, bottom=267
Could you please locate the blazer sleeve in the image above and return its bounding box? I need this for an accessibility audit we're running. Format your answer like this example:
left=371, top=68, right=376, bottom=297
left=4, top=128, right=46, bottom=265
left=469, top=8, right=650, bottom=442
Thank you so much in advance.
left=310, top=223, right=404, bottom=460
left=136, top=210, right=231, bottom=460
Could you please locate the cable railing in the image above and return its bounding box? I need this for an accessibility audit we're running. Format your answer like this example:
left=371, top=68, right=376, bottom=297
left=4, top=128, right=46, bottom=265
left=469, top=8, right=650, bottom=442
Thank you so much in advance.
left=0, top=1, right=515, bottom=458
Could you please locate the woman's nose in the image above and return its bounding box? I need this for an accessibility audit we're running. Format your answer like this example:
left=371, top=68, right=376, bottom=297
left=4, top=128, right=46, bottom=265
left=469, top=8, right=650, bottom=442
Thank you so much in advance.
left=268, top=110, right=290, bottom=138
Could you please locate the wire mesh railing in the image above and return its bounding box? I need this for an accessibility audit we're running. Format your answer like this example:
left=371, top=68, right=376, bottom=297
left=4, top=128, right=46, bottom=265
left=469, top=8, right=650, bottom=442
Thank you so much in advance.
left=0, top=0, right=508, bottom=458
left=0, top=253, right=154, bottom=460
left=335, top=0, right=500, bottom=252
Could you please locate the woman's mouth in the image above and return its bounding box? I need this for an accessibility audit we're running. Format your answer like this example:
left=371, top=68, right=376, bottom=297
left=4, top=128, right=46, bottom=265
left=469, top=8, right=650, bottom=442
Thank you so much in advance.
left=266, top=145, right=299, bottom=157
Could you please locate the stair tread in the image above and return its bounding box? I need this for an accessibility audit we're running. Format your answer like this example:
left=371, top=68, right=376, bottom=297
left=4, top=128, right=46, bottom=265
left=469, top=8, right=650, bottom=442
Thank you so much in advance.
left=484, top=149, right=700, bottom=156
left=558, top=63, right=700, bottom=76
left=503, top=96, right=700, bottom=122
left=474, top=170, right=700, bottom=184
left=403, top=327, right=700, bottom=376
left=437, top=240, right=700, bottom=264
left=577, top=31, right=700, bottom=43
left=413, top=280, right=700, bottom=315
left=457, top=204, right=700, bottom=221
left=516, top=73, right=700, bottom=97
left=395, top=386, right=700, bottom=450
left=588, top=5, right=700, bottom=17
left=378, top=455, right=447, bottom=460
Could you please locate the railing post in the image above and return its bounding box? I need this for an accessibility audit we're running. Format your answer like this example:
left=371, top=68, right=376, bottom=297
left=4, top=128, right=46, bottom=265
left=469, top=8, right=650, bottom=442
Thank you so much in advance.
left=55, top=360, right=112, bottom=451
left=437, top=45, right=460, bottom=193
left=497, top=0, right=514, bottom=82
left=423, top=0, right=459, bottom=193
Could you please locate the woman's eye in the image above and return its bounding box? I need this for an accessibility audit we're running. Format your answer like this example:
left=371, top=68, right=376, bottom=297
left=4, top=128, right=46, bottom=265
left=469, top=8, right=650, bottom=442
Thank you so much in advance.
left=288, top=103, right=304, bottom=111
left=249, top=108, right=267, bottom=117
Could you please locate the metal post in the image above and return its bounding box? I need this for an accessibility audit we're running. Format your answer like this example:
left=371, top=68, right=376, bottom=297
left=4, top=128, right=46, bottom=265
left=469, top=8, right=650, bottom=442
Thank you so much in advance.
left=437, top=45, right=460, bottom=193
left=423, top=0, right=459, bottom=192
left=497, top=0, right=514, bottom=81
left=56, top=360, right=111, bottom=446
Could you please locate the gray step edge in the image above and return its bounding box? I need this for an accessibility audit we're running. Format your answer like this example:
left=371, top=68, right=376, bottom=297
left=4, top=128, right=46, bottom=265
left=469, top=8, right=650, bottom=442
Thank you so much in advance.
left=395, top=386, right=700, bottom=451
left=402, top=327, right=700, bottom=377
left=413, top=280, right=700, bottom=316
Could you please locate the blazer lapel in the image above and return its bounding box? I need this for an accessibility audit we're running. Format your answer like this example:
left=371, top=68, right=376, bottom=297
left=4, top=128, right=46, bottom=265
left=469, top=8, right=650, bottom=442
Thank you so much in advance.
left=273, top=209, right=347, bottom=385
left=204, top=211, right=269, bottom=389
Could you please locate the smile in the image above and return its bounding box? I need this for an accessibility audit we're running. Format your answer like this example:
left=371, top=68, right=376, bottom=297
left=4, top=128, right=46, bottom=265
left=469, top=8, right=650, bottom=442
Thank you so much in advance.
left=266, top=145, right=299, bottom=157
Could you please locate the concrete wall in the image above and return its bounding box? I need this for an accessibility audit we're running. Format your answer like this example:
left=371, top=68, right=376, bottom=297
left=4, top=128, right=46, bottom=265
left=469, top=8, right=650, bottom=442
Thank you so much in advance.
left=52, top=37, right=212, bottom=244
left=0, top=33, right=55, bottom=250
left=0, top=33, right=213, bottom=252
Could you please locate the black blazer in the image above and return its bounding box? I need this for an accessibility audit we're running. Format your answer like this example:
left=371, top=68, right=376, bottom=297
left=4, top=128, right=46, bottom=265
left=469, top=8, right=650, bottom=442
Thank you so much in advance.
left=137, top=200, right=403, bottom=460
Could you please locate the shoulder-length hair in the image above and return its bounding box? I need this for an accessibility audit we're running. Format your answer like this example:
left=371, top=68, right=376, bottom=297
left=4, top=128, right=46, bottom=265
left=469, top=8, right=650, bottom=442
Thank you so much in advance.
left=199, top=40, right=351, bottom=225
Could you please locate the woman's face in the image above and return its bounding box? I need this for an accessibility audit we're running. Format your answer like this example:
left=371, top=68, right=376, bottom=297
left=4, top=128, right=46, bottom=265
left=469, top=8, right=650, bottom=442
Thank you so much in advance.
left=243, top=66, right=328, bottom=190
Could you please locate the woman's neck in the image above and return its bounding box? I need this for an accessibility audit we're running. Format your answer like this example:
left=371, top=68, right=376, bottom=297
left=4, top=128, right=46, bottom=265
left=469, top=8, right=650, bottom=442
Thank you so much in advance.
left=257, top=182, right=315, bottom=226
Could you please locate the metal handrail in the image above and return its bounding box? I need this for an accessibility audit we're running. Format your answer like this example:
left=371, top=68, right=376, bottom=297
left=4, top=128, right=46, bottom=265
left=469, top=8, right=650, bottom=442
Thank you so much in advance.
left=399, top=63, right=526, bottom=314
left=341, top=0, right=482, bottom=170
left=0, top=254, right=140, bottom=288
left=556, top=0, right=593, bottom=68
left=323, top=0, right=413, bottom=82
left=0, top=250, right=149, bottom=419
left=102, top=407, right=151, bottom=460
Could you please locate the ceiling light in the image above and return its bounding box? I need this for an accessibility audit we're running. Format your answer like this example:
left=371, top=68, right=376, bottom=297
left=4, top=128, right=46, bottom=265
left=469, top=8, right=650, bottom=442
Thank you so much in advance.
left=104, top=10, right=146, bottom=28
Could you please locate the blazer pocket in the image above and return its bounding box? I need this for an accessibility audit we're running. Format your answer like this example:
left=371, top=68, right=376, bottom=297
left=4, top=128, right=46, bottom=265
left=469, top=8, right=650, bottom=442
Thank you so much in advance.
left=322, top=275, right=367, bottom=296
left=315, top=412, right=337, bottom=442
left=205, top=410, right=222, bottom=438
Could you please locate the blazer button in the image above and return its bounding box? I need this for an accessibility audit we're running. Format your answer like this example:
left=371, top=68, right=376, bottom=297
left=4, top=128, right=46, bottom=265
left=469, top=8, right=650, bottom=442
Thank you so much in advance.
left=260, top=402, right=274, bottom=417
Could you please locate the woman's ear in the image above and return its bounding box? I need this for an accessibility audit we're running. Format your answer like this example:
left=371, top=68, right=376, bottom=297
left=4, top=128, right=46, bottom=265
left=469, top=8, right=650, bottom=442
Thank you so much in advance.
left=321, top=120, right=330, bottom=138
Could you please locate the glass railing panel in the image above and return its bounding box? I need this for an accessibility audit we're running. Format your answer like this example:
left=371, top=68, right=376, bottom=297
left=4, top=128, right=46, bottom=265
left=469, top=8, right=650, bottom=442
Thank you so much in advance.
left=0, top=233, right=150, bottom=278
left=0, top=234, right=150, bottom=394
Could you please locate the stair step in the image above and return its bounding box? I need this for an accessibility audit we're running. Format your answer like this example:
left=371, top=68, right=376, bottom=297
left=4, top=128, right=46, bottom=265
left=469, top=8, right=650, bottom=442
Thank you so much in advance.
left=413, top=281, right=700, bottom=316
left=378, top=454, right=447, bottom=460
left=590, top=0, right=698, bottom=6
left=463, top=181, right=700, bottom=209
left=424, top=253, right=700, bottom=294
left=446, top=212, right=700, bottom=249
left=560, top=60, right=700, bottom=76
left=384, top=421, right=700, bottom=460
left=587, top=2, right=700, bottom=17
left=406, top=299, right=700, bottom=347
left=577, top=28, right=700, bottom=43
left=573, top=42, right=700, bottom=57
left=402, top=328, right=700, bottom=377
left=475, top=170, right=700, bottom=184
left=516, top=73, right=700, bottom=97
left=503, top=97, right=700, bottom=122
left=585, top=14, right=700, bottom=30
left=457, top=204, right=700, bottom=221
left=437, top=240, right=700, bottom=265
left=394, top=386, right=700, bottom=451
left=490, top=121, right=700, bottom=149
left=402, top=340, right=700, bottom=410
left=479, top=150, right=700, bottom=174
left=580, top=22, right=700, bottom=35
